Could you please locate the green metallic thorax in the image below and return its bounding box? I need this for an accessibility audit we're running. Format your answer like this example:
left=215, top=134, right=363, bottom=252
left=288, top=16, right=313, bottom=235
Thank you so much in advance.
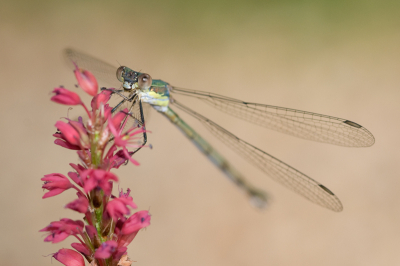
left=139, top=78, right=171, bottom=112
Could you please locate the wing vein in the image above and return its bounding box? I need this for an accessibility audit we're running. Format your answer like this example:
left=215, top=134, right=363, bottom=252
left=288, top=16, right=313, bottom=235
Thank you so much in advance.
left=173, top=99, right=343, bottom=212
left=171, top=87, right=375, bottom=147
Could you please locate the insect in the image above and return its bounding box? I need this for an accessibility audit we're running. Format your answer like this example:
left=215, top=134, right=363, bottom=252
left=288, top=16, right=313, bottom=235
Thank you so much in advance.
left=64, top=48, right=375, bottom=212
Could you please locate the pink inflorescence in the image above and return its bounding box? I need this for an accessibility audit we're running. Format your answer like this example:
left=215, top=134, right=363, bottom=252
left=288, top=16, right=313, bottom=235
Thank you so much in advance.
left=41, top=67, right=150, bottom=266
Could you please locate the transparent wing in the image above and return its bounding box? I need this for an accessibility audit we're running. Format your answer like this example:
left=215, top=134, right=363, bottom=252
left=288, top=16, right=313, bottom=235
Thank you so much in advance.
left=64, top=48, right=153, bottom=121
left=64, top=49, right=147, bottom=154
left=172, top=99, right=343, bottom=212
left=171, top=87, right=375, bottom=147
left=64, top=48, right=121, bottom=89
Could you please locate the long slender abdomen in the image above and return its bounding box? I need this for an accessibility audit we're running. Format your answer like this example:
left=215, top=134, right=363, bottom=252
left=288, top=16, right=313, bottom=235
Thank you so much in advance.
left=161, top=106, right=268, bottom=208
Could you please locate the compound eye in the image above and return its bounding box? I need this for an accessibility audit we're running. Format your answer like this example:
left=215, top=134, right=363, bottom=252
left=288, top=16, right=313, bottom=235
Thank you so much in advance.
left=116, top=66, right=125, bottom=82
left=137, top=73, right=152, bottom=90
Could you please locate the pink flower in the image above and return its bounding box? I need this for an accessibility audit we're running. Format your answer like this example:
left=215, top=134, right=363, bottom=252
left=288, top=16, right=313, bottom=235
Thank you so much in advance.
left=54, top=136, right=81, bottom=150
left=71, top=242, right=91, bottom=256
left=51, top=87, right=82, bottom=105
left=44, top=69, right=150, bottom=265
left=69, top=163, right=85, bottom=174
left=91, top=90, right=112, bottom=110
left=74, top=67, right=98, bottom=96
left=40, top=218, right=84, bottom=243
left=53, top=248, right=85, bottom=266
left=94, top=240, right=118, bottom=259
left=115, top=210, right=150, bottom=248
left=55, top=120, right=89, bottom=149
left=65, top=192, right=89, bottom=213
left=68, top=171, right=84, bottom=187
left=41, top=173, right=74, bottom=198
left=121, top=210, right=151, bottom=235
left=94, top=240, right=127, bottom=262
left=81, top=169, right=118, bottom=195
left=106, top=188, right=137, bottom=220
left=55, top=121, right=79, bottom=145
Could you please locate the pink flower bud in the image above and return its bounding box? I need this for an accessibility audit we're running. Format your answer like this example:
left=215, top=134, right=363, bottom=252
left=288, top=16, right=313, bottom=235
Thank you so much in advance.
left=55, top=120, right=89, bottom=149
left=53, top=248, right=85, bottom=266
left=55, top=121, right=81, bottom=147
left=51, top=87, right=82, bottom=105
left=41, top=173, right=73, bottom=198
left=74, top=67, right=98, bottom=96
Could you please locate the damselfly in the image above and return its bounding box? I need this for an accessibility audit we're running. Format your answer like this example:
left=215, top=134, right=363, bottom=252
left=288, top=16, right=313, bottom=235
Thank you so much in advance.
left=64, top=48, right=375, bottom=212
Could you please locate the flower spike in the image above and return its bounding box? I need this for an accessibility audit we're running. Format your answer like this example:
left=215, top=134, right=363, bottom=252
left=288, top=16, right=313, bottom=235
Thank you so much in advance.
left=44, top=63, right=150, bottom=266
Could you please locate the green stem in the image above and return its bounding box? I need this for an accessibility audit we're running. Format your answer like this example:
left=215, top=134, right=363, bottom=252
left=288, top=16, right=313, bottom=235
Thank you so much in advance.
left=94, top=205, right=104, bottom=241
left=91, top=129, right=105, bottom=168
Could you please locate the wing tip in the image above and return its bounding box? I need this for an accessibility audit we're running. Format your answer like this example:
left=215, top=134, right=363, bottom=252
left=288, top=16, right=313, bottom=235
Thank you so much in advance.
left=317, top=184, right=343, bottom=212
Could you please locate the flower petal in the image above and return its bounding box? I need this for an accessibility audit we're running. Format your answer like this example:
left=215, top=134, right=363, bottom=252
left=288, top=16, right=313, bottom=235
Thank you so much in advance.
left=91, top=90, right=112, bottom=110
left=74, top=68, right=98, bottom=96
left=55, top=121, right=81, bottom=146
left=53, top=248, right=85, bottom=266
left=121, top=210, right=151, bottom=235
left=41, top=173, right=73, bottom=198
left=71, top=242, right=91, bottom=256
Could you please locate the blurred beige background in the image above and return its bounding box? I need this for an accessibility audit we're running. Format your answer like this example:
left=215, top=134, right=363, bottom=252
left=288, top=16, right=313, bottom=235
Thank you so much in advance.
left=1, top=0, right=399, bottom=265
